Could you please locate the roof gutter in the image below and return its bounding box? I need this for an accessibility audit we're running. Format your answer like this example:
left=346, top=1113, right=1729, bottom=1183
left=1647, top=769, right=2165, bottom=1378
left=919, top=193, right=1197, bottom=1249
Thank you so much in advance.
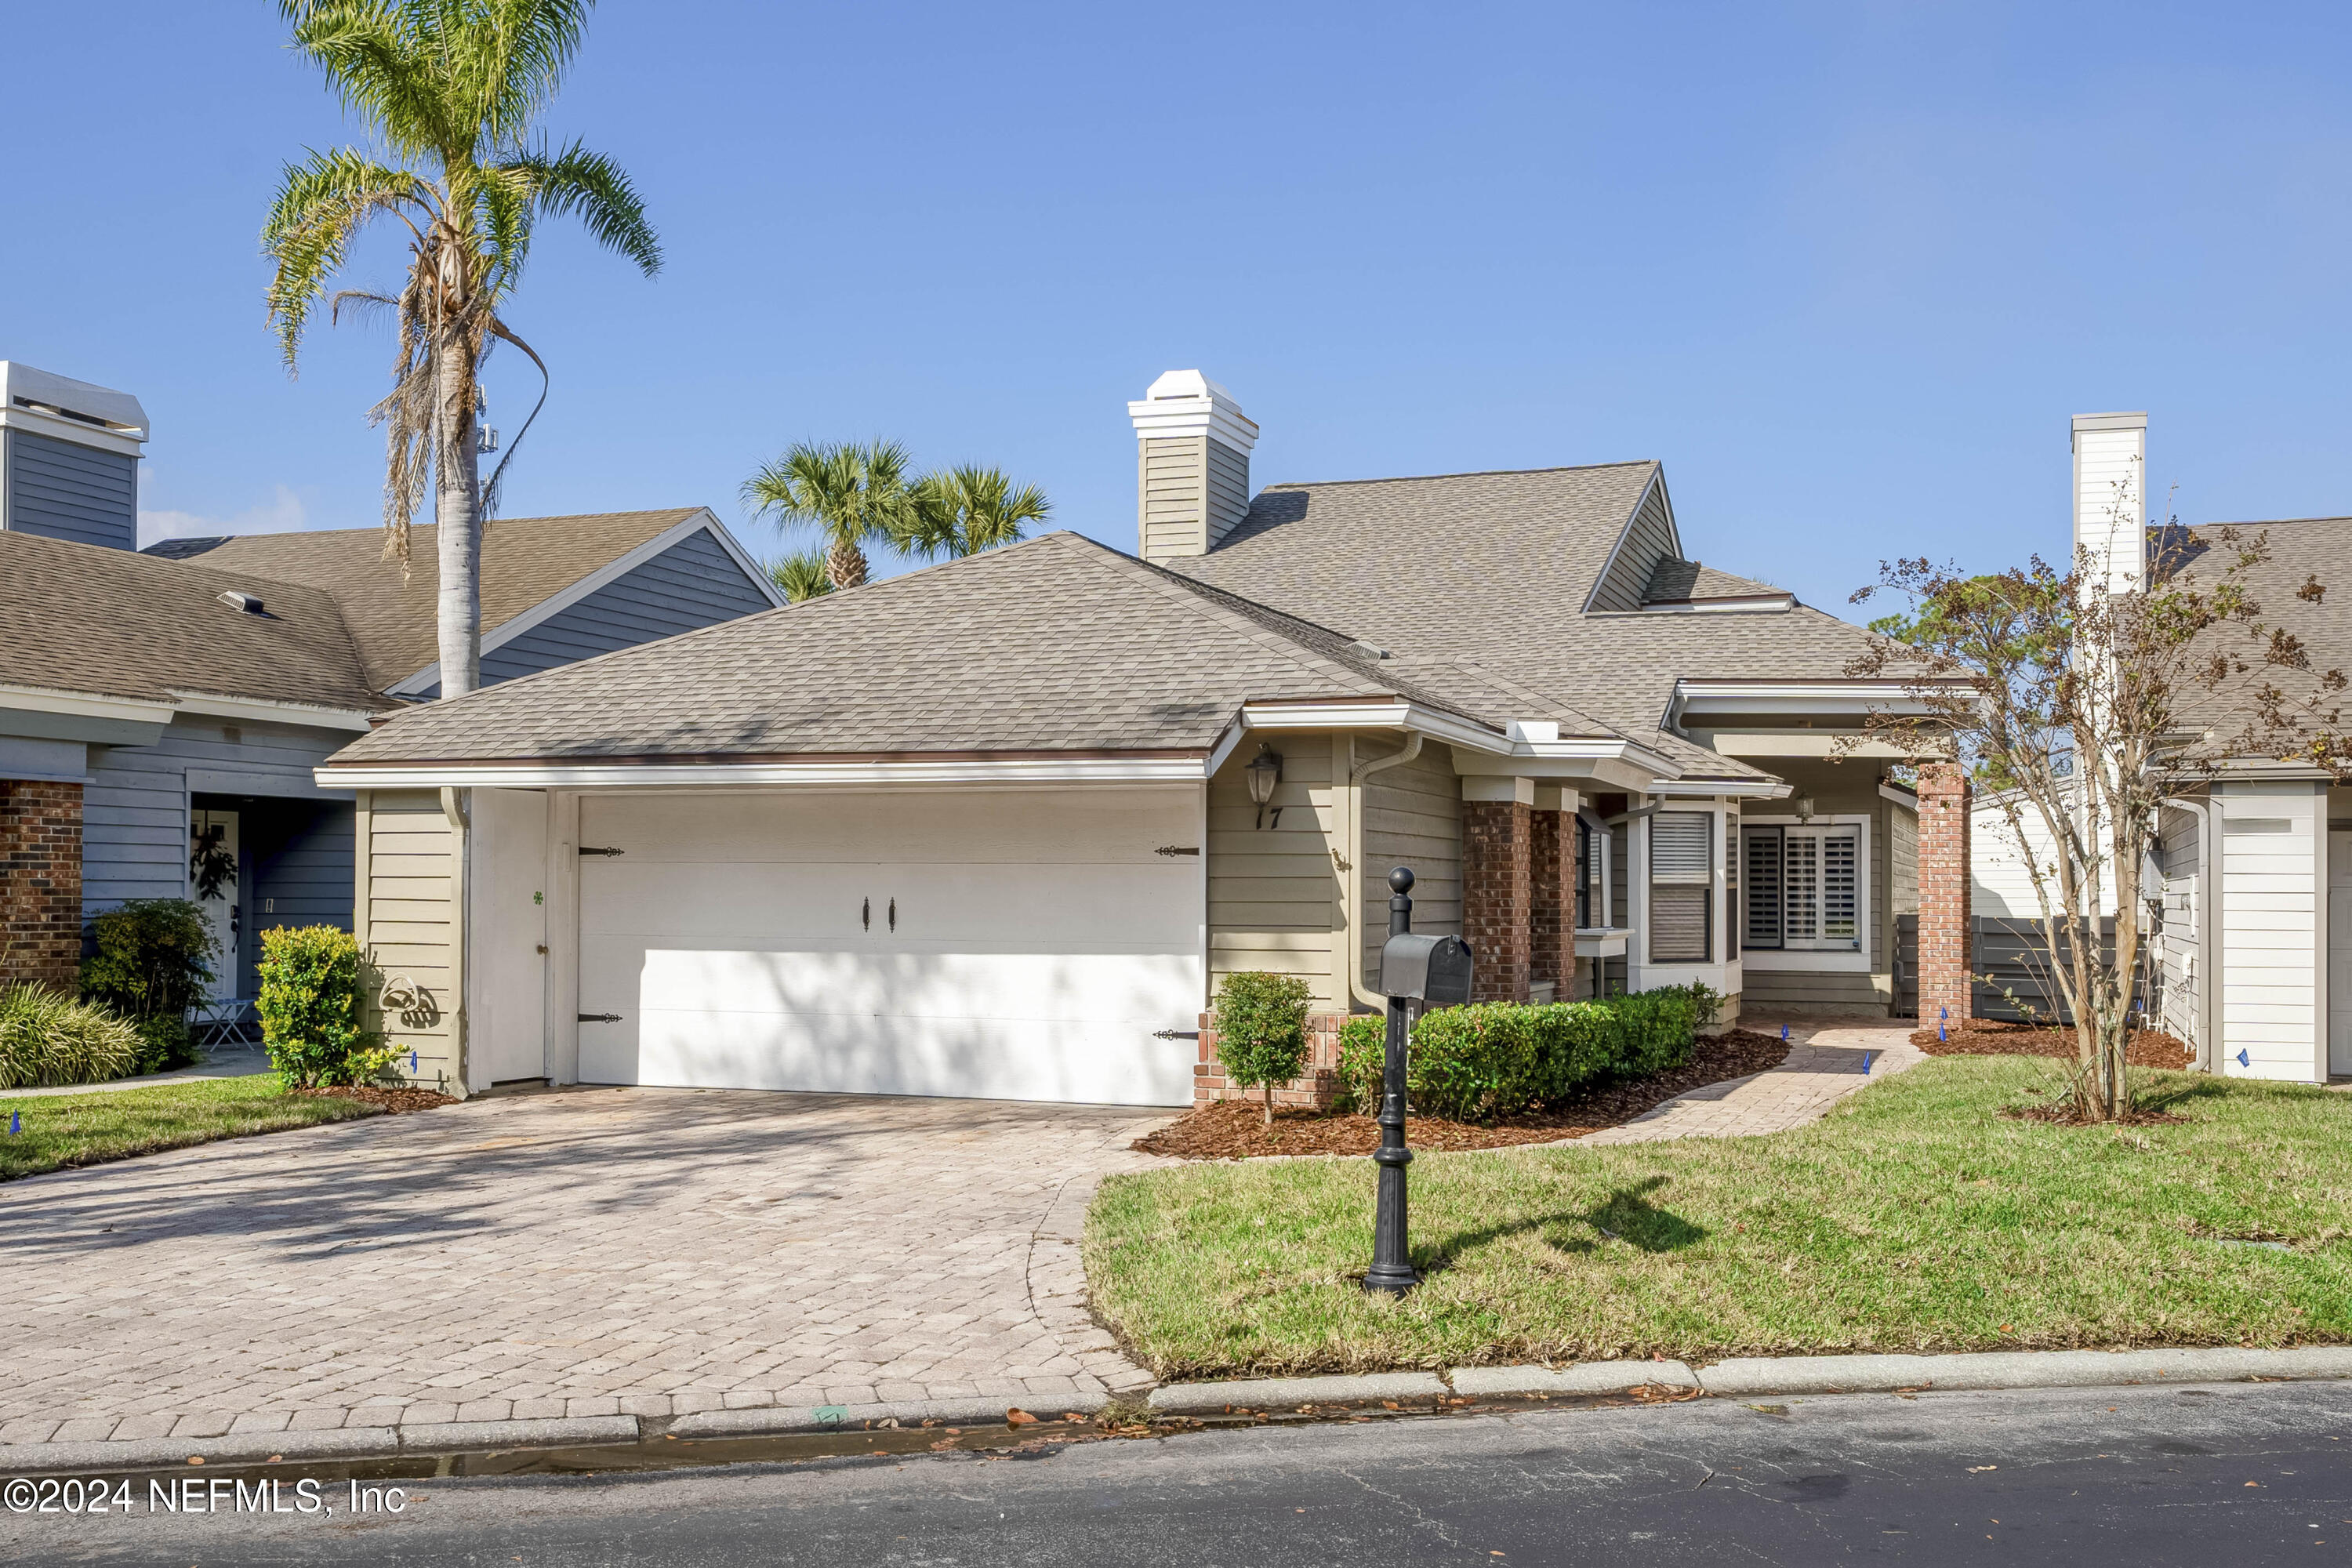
left=316, top=753, right=1210, bottom=790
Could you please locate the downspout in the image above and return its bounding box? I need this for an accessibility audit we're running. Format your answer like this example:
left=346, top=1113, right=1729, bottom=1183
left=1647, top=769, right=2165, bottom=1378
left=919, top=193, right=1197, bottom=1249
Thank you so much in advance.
left=2160, top=796, right=2216, bottom=1073
left=1345, top=733, right=1424, bottom=1011
left=441, top=786, right=470, bottom=1097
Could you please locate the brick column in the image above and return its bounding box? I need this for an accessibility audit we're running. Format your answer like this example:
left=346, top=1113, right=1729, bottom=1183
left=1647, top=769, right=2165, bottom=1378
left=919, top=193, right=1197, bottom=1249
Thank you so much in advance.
left=1462, top=782, right=1534, bottom=1003
left=0, top=780, right=84, bottom=989
left=1916, top=761, right=1972, bottom=1024
left=1530, top=808, right=1564, bottom=994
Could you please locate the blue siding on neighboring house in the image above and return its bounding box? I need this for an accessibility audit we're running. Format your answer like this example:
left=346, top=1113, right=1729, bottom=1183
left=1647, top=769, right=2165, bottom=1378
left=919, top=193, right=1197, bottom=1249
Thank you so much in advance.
left=4, top=428, right=138, bottom=550
left=83, top=717, right=354, bottom=908
left=415, top=526, right=773, bottom=697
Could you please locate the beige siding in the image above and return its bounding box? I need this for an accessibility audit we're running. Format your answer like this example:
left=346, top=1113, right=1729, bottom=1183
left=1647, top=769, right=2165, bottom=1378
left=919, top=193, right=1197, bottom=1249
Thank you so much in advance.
left=358, top=789, right=463, bottom=1093
left=1890, top=800, right=1918, bottom=916
left=1358, top=739, right=1462, bottom=987
left=2156, top=801, right=2202, bottom=1054
left=1139, top=435, right=1208, bottom=561
left=1208, top=735, right=1339, bottom=1007
left=1204, top=437, right=1250, bottom=549
left=1587, top=479, right=1676, bottom=612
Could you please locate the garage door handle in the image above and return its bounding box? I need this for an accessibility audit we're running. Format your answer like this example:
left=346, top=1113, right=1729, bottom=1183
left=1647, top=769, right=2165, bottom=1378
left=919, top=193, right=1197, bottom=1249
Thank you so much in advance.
left=862, top=897, right=870, bottom=931
left=577, top=1012, right=622, bottom=1023
left=888, top=897, right=896, bottom=932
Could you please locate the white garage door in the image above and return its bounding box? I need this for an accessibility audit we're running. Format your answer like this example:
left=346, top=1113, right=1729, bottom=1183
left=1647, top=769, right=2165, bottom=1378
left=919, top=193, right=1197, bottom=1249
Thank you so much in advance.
left=576, top=787, right=1203, bottom=1105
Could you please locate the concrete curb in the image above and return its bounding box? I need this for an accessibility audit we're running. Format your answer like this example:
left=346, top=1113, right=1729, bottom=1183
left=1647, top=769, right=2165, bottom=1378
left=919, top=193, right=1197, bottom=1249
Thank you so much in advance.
left=1690, top=1346, right=2352, bottom=1397
left=1149, top=1373, right=1447, bottom=1414
left=0, top=1416, right=637, bottom=1478
left=1450, top=1362, right=1699, bottom=1397
left=668, top=1396, right=1109, bottom=1441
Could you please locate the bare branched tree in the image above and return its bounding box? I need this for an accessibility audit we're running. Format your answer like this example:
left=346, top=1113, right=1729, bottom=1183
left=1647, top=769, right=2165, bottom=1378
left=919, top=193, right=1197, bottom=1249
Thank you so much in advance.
left=1849, top=465, right=2347, bottom=1120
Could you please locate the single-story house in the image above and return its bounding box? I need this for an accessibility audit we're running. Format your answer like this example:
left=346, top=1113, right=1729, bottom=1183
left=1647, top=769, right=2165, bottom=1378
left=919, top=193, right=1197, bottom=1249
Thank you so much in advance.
left=318, top=370, right=1971, bottom=1104
left=0, top=360, right=783, bottom=1004
left=1969, top=411, right=2352, bottom=1083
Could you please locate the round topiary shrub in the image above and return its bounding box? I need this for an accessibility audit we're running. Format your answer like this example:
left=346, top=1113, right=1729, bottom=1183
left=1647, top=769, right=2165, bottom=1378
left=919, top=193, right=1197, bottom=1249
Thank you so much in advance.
left=1211, top=971, right=1315, bottom=1123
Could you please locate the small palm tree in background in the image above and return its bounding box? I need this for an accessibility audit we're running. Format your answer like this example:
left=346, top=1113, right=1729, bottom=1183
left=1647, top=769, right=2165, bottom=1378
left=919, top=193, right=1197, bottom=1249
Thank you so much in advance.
left=767, top=550, right=834, bottom=604
left=742, top=440, right=914, bottom=591
left=895, top=466, right=1051, bottom=561
left=263, top=0, right=660, bottom=698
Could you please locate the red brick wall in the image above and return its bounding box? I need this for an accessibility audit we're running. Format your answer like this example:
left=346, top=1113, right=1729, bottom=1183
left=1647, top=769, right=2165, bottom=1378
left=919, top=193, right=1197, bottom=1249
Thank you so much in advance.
left=1530, top=808, right=1566, bottom=993
left=0, top=781, right=84, bottom=989
left=1463, top=798, right=1533, bottom=1003
left=1195, top=1011, right=1355, bottom=1109
left=1916, top=761, right=1972, bottom=1024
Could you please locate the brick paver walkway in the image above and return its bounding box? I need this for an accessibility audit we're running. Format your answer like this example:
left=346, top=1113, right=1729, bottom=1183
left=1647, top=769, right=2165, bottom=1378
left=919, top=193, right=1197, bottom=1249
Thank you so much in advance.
left=0, top=1088, right=1171, bottom=1448
left=1579, top=1017, right=1923, bottom=1145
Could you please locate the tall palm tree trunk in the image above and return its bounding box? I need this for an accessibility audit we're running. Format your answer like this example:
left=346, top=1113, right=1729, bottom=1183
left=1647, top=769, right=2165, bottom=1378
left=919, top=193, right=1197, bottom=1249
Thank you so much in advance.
left=826, top=540, right=869, bottom=590
left=434, top=339, right=485, bottom=698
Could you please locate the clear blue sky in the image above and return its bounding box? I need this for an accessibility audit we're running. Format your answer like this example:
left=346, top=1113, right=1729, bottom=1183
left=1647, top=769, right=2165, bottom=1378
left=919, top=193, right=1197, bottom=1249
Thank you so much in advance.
left=9, top=2, right=2350, bottom=615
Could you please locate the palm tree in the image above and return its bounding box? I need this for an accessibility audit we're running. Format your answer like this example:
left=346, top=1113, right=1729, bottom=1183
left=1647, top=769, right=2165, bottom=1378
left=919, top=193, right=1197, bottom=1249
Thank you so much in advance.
left=741, top=441, right=914, bottom=590
left=263, top=0, right=660, bottom=699
left=895, top=465, right=1051, bottom=561
left=767, top=550, right=834, bottom=604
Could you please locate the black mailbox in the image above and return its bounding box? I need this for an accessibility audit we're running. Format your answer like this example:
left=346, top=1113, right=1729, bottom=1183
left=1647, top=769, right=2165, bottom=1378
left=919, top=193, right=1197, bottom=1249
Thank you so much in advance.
left=1378, top=932, right=1475, bottom=1004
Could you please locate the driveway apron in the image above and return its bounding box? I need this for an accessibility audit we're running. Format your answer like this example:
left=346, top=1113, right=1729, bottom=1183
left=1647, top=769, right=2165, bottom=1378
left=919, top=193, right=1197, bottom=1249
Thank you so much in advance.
left=0, top=1088, right=1171, bottom=1448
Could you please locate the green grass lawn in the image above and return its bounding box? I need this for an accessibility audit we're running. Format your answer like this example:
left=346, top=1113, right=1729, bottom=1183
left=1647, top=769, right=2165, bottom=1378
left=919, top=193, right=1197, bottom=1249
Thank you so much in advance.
left=0, top=1076, right=385, bottom=1181
left=1087, top=1057, right=2352, bottom=1379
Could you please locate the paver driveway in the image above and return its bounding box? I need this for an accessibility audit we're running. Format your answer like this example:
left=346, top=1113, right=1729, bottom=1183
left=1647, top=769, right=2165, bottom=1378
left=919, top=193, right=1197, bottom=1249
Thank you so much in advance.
left=0, top=1087, right=1172, bottom=1448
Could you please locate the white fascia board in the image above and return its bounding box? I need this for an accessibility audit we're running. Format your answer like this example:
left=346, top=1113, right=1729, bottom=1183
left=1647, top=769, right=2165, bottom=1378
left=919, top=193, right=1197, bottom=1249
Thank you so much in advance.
left=2205, top=757, right=2338, bottom=779
left=1650, top=776, right=1791, bottom=799
left=1672, top=680, right=1950, bottom=720
left=1702, top=731, right=1922, bottom=759
left=316, top=755, right=1210, bottom=790
left=390, top=510, right=756, bottom=695
left=1633, top=593, right=1797, bottom=615
left=0, top=683, right=176, bottom=725
left=168, top=692, right=378, bottom=732
left=0, top=404, right=147, bottom=459
left=1127, top=371, right=1260, bottom=454
left=1879, top=782, right=1921, bottom=810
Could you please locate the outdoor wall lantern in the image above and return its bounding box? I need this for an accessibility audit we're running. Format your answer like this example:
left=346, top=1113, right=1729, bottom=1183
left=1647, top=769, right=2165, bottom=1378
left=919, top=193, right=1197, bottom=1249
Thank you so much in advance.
left=1247, top=745, right=1285, bottom=829
left=1364, top=866, right=1475, bottom=1298
left=1794, top=795, right=1816, bottom=823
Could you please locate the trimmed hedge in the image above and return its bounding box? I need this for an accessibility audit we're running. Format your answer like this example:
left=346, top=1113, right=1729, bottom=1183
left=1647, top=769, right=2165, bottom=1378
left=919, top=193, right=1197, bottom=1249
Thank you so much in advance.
left=1211, top=971, right=1316, bottom=1123
left=1334, top=985, right=1721, bottom=1122
left=256, top=927, right=392, bottom=1088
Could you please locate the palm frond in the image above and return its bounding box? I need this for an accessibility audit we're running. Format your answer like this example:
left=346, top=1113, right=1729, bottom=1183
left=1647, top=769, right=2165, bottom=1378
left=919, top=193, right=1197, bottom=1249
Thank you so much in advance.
left=766, top=550, right=835, bottom=604
left=499, top=139, right=662, bottom=275
left=895, top=464, right=1051, bottom=559
left=262, top=147, right=434, bottom=366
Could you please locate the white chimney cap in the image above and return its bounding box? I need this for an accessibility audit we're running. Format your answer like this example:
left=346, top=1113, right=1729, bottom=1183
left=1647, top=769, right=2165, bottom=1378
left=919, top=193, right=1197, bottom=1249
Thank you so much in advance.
left=0, top=361, right=149, bottom=456
left=1127, top=368, right=1258, bottom=454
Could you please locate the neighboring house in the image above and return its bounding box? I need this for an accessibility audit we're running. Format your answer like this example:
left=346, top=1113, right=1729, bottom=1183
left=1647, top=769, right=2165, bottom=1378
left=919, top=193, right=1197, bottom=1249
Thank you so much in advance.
left=1969, top=411, right=2352, bottom=1084
left=0, top=362, right=783, bottom=1006
left=317, top=368, right=1967, bottom=1105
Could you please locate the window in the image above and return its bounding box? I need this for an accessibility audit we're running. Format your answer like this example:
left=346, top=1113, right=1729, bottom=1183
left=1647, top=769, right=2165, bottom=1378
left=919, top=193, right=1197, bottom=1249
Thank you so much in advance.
left=1648, top=811, right=1712, bottom=963
left=1740, top=824, right=1861, bottom=950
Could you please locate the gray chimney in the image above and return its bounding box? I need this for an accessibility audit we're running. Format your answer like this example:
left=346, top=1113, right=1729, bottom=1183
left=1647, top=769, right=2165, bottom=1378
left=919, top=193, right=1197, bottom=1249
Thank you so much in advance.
left=1127, top=369, right=1258, bottom=562
left=0, top=362, right=148, bottom=550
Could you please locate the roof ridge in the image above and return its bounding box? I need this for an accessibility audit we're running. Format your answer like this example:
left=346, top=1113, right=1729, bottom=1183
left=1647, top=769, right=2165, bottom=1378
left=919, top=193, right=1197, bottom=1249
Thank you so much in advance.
left=197, top=506, right=707, bottom=546
left=1259, top=459, right=1658, bottom=493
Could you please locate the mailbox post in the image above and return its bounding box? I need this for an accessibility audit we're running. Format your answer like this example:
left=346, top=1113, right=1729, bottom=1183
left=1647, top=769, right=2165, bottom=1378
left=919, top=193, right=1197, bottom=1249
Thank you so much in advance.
left=1365, top=866, right=1475, bottom=1296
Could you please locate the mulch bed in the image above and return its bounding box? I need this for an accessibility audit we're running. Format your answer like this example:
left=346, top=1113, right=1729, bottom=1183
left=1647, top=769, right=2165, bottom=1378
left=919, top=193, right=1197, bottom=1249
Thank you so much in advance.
left=288, top=1085, right=457, bottom=1114
left=1912, top=1018, right=2194, bottom=1070
left=1132, top=1029, right=1793, bottom=1161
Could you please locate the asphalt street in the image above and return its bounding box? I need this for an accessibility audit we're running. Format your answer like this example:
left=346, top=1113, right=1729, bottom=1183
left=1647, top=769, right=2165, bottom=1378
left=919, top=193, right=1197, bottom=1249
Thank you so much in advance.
left=6, top=1378, right=2350, bottom=1566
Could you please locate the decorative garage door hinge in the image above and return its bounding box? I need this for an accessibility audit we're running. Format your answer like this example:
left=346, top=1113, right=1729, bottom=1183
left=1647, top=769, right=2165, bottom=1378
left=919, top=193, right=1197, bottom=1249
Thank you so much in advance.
left=577, top=1012, right=622, bottom=1023
left=1152, top=1029, right=1201, bottom=1040
left=1154, top=845, right=1200, bottom=857
left=578, top=845, right=625, bottom=856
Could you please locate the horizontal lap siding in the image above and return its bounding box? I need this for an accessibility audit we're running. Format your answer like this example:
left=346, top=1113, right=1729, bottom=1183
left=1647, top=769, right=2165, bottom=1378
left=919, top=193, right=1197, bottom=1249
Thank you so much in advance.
left=457, top=528, right=773, bottom=692
left=4, top=429, right=136, bottom=550
left=2155, top=805, right=2201, bottom=1052
left=1139, top=437, right=1207, bottom=560
left=83, top=717, right=350, bottom=911
left=1203, top=439, right=1249, bottom=547
left=1208, top=736, right=1336, bottom=1007
left=361, top=790, right=460, bottom=1091
left=1587, top=481, right=1672, bottom=612
left=2218, top=783, right=2321, bottom=1079
left=1360, top=740, right=1460, bottom=989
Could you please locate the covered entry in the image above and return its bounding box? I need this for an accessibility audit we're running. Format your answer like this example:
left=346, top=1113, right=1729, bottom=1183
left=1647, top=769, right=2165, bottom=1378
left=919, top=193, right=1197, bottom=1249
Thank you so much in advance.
left=572, top=786, right=1203, bottom=1105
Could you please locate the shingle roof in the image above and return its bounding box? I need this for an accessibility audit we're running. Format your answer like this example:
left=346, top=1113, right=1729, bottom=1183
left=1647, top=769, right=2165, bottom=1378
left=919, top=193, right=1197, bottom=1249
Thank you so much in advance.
left=329, top=531, right=1537, bottom=765
left=1163, top=465, right=1879, bottom=776
left=182, top=508, right=706, bottom=691
left=0, top=531, right=380, bottom=711
left=2164, top=517, right=2352, bottom=743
